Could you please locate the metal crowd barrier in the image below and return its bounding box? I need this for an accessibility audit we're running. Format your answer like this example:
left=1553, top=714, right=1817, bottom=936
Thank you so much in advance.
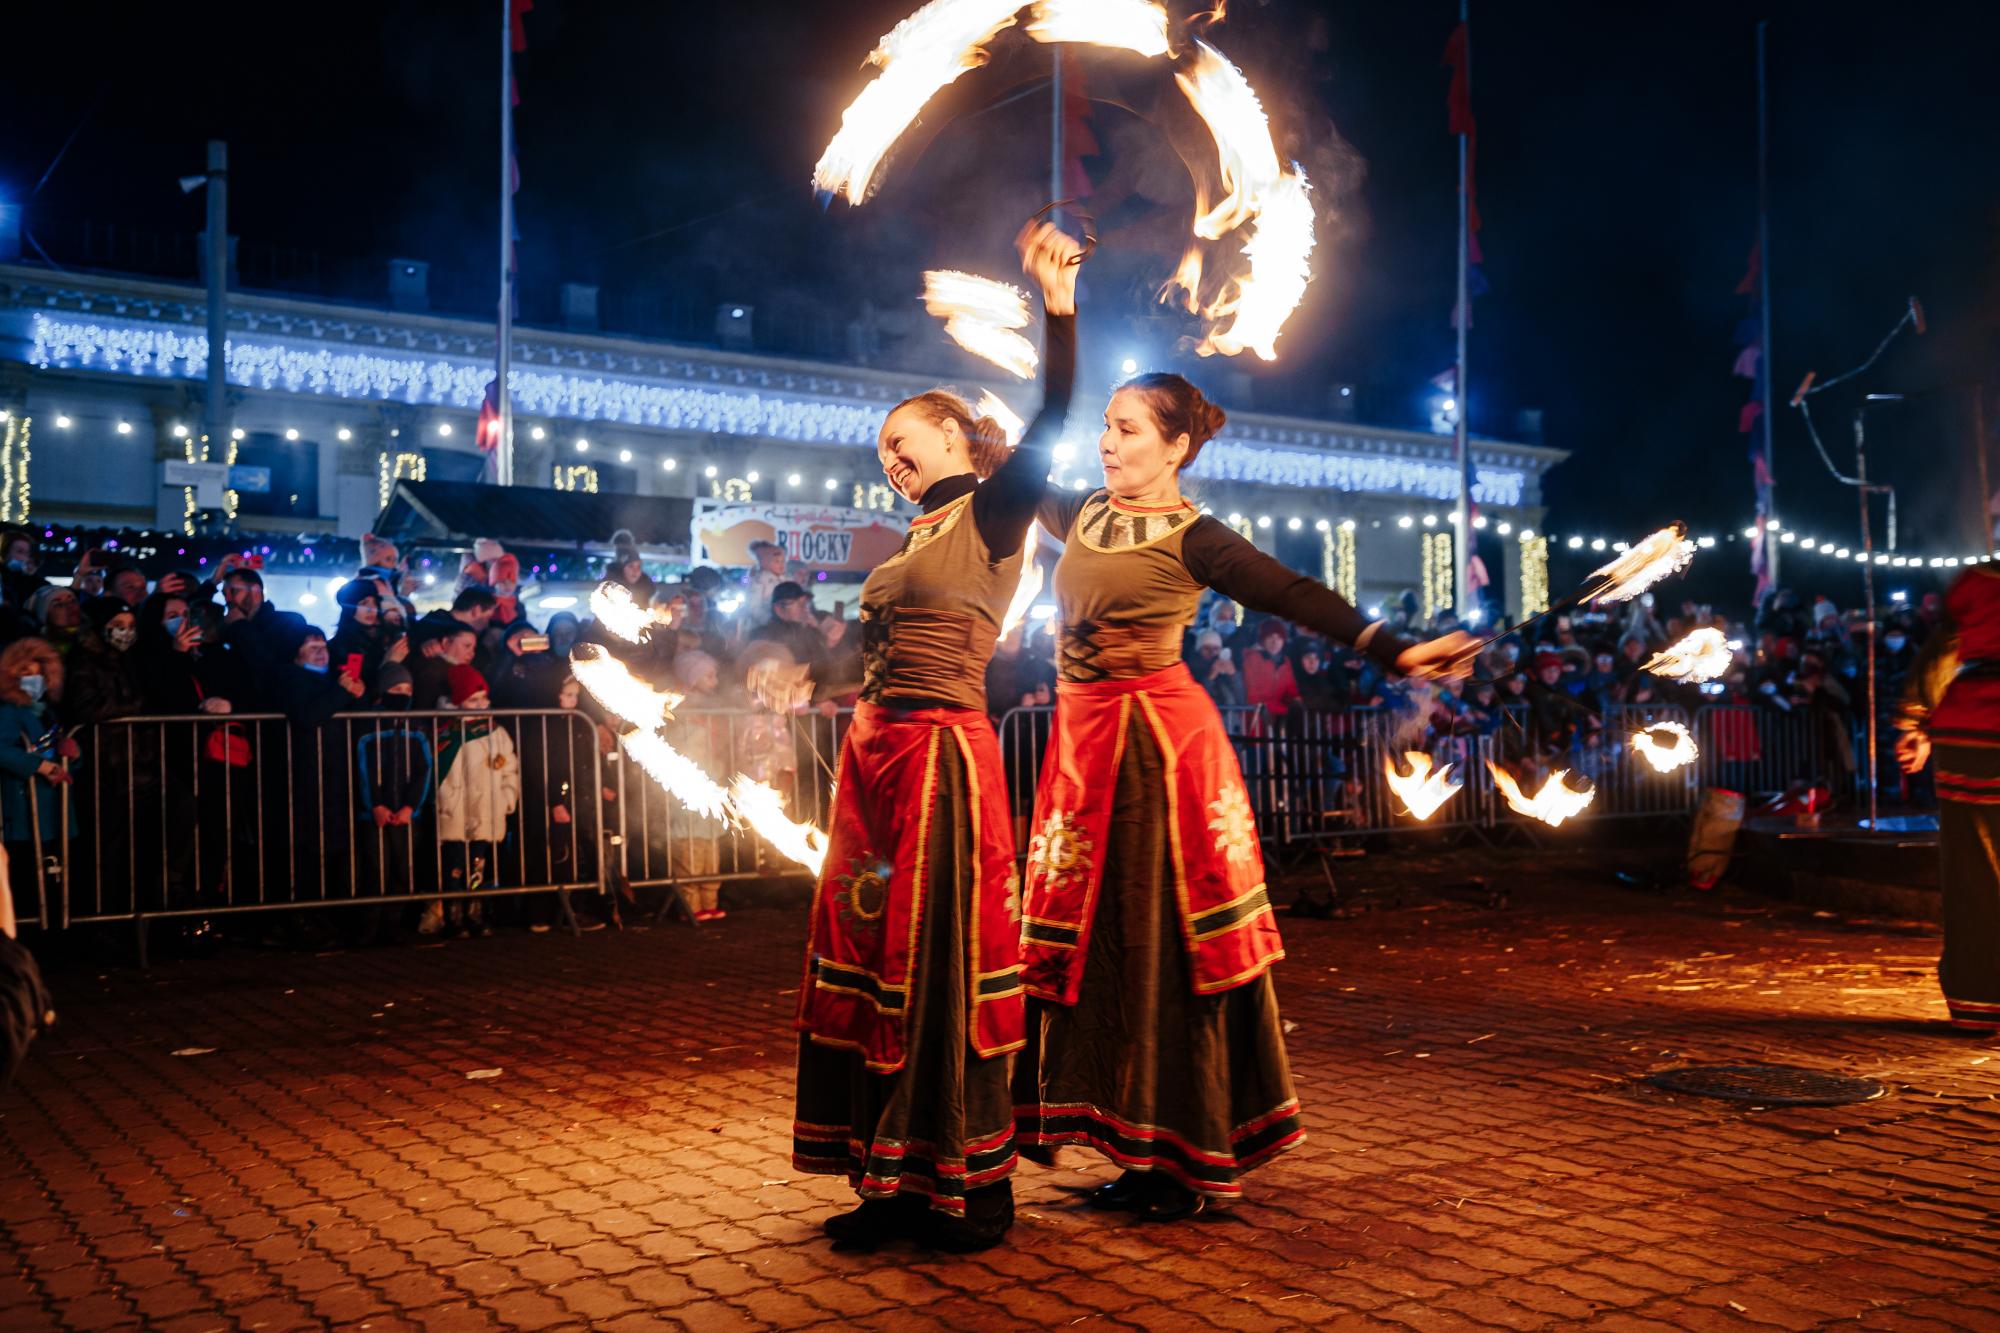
left=3, top=696, right=1899, bottom=949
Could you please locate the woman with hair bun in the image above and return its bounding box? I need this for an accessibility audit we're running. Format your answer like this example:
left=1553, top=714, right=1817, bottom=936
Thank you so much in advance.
left=791, top=219, right=1082, bottom=1253
left=1014, top=372, right=1472, bottom=1221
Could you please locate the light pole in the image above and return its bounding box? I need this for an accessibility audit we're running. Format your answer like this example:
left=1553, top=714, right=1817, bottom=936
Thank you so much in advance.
left=178, top=141, right=230, bottom=461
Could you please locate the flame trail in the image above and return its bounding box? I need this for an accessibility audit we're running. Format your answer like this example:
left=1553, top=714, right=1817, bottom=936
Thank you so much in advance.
left=1587, top=523, right=1696, bottom=605
left=1025, top=0, right=1169, bottom=56
left=923, top=269, right=1039, bottom=379
left=1642, top=627, right=1732, bottom=683
left=1000, top=526, right=1044, bottom=639
left=571, top=644, right=685, bottom=730
left=813, top=0, right=1026, bottom=206
left=730, top=776, right=830, bottom=874
left=590, top=581, right=669, bottom=645
left=623, top=730, right=732, bottom=821
left=1631, top=721, right=1698, bottom=774
left=1383, top=751, right=1462, bottom=821
left=974, top=389, right=1025, bottom=445
left=1172, top=41, right=1316, bottom=359
left=1487, top=763, right=1595, bottom=827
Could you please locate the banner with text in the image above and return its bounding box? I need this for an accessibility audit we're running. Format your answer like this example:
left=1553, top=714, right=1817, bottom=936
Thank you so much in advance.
left=691, top=499, right=907, bottom=573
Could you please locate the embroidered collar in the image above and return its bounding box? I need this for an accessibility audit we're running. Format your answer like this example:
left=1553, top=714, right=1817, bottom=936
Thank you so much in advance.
left=908, top=490, right=973, bottom=529
left=1105, top=493, right=1196, bottom=516
left=1075, top=491, right=1199, bottom=553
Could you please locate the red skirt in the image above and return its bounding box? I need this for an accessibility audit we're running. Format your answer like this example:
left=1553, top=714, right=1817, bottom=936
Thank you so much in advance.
left=1021, top=662, right=1284, bottom=1006
left=795, top=700, right=1024, bottom=1073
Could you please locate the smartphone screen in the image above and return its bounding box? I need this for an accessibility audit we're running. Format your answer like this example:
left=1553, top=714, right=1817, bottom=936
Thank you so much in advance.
left=342, top=653, right=365, bottom=679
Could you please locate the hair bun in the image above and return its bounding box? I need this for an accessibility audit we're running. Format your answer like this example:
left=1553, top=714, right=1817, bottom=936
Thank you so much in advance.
left=1194, top=397, right=1228, bottom=447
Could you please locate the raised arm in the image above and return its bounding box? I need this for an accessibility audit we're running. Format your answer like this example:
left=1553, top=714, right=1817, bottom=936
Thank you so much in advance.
left=972, top=219, right=1084, bottom=559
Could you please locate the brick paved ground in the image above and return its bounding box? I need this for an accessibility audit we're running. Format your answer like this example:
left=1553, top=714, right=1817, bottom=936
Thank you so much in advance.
left=3, top=847, right=1999, bottom=1331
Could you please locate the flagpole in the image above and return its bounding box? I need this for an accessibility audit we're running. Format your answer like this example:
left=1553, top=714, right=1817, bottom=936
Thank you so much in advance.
left=1756, top=19, right=1775, bottom=585
left=496, top=0, right=515, bottom=487
left=1050, top=49, right=1064, bottom=224
left=1452, top=0, right=1473, bottom=620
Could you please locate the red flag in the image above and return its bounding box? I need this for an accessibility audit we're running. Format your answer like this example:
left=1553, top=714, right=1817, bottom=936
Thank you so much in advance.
left=1735, top=242, right=1760, bottom=297
left=476, top=378, right=504, bottom=453
left=1442, top=24, right=1473, bottom=136
left=511, top=0, right=533, bottom=52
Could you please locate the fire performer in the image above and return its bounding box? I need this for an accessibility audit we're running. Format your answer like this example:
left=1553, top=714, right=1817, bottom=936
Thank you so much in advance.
left=1013, top=375, right=1471, bottom=1221
left=791, top=218, right=1082, bottom=1252
left=1895, top=567, right=2000, bottom=1033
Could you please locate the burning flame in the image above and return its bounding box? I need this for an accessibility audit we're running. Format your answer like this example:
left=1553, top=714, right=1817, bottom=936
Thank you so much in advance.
left=590, top=581, right=669, bottom=645
left=1587, top=523, right=1696, bottom=605
left=730, top=776, right=830, bottom=875
left=812, top=0, right=1025, bottom=206
left=975, top=389, right=1025, bottom=445
left=1025, top=0, right=1169, bottom=56
left=922, top=269, right=1038, bottom=379
left=1631, top=721, right=1698, bottom=774
left=571, top=645, right=684, bottom=731
left=815, top=4, right=1316, bottom=362
left=1642, top=627, right=1732, bottom=683
left=1487, top=763, right=1596, bottom=828
left=1170, top=41, right=1316, bottom=360
left=1001, top=526, right=1044, bottom=639
left=623, top=729, right=732, bottom=822
left=1383, top=751, right=1462, bottom=821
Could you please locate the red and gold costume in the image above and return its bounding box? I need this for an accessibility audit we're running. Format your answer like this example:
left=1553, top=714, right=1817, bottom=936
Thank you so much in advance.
left=1897, top=567, right=2000, bottom=1030
left=791, top=314, right=1071, bottom=1222
left=1014, top=488, right=1408, bottom=1197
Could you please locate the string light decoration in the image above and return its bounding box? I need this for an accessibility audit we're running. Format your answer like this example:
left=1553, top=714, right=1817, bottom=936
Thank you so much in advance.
left=178, top=433, right=240, bottom=533
left=26, top=310, right=1549, bottom=509
left=1226, top=512, right=1256, bottom=544
left=1519, top=531, right=1550, bottom=618
left=853, top=482, right=898, bottom=512
left=1421, top=530, right=1453, bottom=620
left=1335, top=521, right=1357, bottom=605
left=0, top=414, right=30, bottom=523
left=377, top=451, right=427, bottom=509
left=222, top=435, right=241, bottom=523
left=553, top=464, right=599, bottom=493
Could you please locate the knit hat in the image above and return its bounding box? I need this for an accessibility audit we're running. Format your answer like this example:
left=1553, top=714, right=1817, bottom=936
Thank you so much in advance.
left=771, top=580, right=809, bottom=607
left=447, top=664, right=489, bottom=706
left=1533, top=650, right=1564, bottom=672
left=335, top=578, right=378, bottom=610
left=81, top=595, right=130, bottom=633
left=674, top=650, right=718, bottom=691
left=473, top=537, right=506, bottom=567
left=361, top=533, right=400, bottom=570
left=27, top=585, right=76, bottom=624
left=1197, top=629, right=1223, bottom=650
left=377, top=662, right=414, bottom=694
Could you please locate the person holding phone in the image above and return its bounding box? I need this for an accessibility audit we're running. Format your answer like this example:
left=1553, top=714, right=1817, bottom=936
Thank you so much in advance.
left=329, top=580, right=393, bottom=702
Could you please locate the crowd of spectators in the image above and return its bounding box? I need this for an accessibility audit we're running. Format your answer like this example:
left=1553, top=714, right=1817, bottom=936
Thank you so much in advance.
left=0, top=517, right=1946, bottom=942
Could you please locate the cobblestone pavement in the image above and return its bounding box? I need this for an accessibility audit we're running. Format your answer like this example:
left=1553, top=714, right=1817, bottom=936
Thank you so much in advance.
left=3, top=850, right=1999, bottom=1331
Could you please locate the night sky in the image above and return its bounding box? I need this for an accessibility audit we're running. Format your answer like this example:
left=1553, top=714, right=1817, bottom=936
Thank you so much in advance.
left=6, top=1, right=1996, bottom=607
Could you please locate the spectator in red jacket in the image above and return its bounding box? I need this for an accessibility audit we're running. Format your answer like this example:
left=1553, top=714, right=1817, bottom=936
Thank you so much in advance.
left=1242, top=619, right=1301, bottom=721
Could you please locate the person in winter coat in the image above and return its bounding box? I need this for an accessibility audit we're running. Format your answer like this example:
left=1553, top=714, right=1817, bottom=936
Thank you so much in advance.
left=353, top=662, right=434, bottom=941
left=488, top=620, right=563, bottom=710
left=64, top=599, right=144, bottom=729
left=0, top=639, right=73, bottom=928
left=328, top=579, right=402, bottom=702
left=424, top=666, right=520, bottom=937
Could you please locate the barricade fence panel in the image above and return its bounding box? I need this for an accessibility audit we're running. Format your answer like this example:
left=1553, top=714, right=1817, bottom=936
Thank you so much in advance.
left=7, top=699, right=1908, bottom=935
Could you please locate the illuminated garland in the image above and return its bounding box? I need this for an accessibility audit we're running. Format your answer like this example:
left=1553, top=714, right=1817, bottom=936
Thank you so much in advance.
left=378, top=451, right=427, bottom=509
left=1421, top=531, right=1453, bottom=621
left=26, top=312, right=1538, bottom=506
left=1335, top=521, right=1357, bottom=605
left=712, top=477, right=753, bottom=502
left=1226, top=513, right=1256, bottom=544
left=553, top=464, right=600, bottom=493
left=852, top=482, right=898, bottom=512
left=1519, top=532, right=1550, bottom=618
left=0, top=414, right=30, bottom=523
left=179, top=434, right=239, bottom=534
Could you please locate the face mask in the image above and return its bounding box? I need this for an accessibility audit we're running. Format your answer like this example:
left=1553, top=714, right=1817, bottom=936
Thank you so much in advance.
left=301, top=661, right=329, bottom=675
left=163, top=615, right=185, bottom=636
left=5, top=559, right=28, bottom=573
left=18, top=674, right=44, bottom=702
left=108, top=626, right=137, bottom=651
left=1884, top=636, right=1905, bottom=652
left=383, top=694, right=413, bottom=711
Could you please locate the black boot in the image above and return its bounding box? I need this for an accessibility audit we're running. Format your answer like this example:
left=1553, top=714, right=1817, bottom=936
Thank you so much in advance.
left=1137, top=1174, right=1206, bottom=1223
left=1086, top=1169, right=1152, bottom=1212
left=928, top=1181, right=1013, bottom=1253
left=821, top=1197, right=908, bottom=1248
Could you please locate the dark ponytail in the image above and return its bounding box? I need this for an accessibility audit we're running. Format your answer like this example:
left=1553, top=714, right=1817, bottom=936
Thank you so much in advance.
left=1120, top=373, right=1227, bottom=471
left=889, top=390, right=1013, bottom=479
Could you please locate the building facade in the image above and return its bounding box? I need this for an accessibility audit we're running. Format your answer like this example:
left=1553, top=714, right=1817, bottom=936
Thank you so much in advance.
left=0, top=262, right=1563, bottom=617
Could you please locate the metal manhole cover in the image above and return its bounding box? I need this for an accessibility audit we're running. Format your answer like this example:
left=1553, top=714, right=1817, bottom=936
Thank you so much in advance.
left=1643, top=1064, right=1888, bottom=1106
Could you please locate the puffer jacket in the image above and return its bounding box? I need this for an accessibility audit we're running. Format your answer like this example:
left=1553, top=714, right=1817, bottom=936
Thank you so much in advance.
left=435, top=721, right=520, bottom=843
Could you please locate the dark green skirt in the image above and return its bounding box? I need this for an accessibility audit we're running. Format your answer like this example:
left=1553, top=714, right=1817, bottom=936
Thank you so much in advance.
left=792, top=736, right=1017, bottom=1216
left=1936, top=741, right=2000, bottom=1028
left=1012, top=722, right=1303, bottom=1198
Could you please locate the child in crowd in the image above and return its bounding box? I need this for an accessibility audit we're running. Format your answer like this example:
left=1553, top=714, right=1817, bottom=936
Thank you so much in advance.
left=425, top=666, right=519, bottom=938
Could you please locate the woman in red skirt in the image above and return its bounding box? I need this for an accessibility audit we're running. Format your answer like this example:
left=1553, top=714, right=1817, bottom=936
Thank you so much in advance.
left=792, top=220, right=1080, bottom=1252
left=1014, top=373, right=1470, bottom=1220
